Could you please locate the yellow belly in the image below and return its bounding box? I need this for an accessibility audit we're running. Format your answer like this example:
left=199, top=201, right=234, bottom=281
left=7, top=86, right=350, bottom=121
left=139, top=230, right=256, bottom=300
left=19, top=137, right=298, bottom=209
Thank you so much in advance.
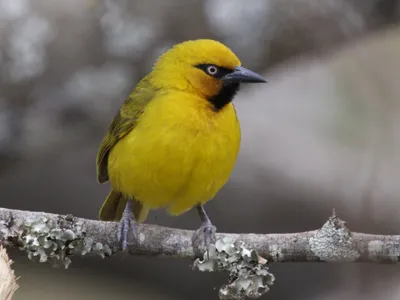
left=107, top=91, right=241, bottom=216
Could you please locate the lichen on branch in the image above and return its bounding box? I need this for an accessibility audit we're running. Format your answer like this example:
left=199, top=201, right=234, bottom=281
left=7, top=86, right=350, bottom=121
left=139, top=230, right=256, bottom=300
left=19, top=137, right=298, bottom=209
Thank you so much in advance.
left=194, top=237, right=274, bottom=299
left=0, top=212, right=112, bottom=269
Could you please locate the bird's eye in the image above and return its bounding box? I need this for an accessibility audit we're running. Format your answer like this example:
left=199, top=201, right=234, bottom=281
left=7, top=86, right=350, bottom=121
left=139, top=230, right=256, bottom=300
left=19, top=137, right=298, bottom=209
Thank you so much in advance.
left=206, top=65, right=218, bottom=75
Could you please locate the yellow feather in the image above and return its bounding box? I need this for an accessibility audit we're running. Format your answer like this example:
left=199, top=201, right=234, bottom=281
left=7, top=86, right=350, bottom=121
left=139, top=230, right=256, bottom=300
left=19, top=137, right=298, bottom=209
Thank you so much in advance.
left=96, top=39, right=263, bottom=223
left=107, top=91, right=241, bottom=216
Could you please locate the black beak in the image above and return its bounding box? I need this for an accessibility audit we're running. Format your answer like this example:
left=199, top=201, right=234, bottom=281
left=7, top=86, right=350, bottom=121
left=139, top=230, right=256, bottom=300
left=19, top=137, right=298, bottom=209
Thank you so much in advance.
left=222, top=66, right=266, bottom=84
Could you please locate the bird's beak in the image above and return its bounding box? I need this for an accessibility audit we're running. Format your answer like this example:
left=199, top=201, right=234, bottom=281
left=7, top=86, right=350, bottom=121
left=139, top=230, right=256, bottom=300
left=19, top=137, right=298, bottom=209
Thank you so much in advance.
left=222, top=66, right=266, bottom=84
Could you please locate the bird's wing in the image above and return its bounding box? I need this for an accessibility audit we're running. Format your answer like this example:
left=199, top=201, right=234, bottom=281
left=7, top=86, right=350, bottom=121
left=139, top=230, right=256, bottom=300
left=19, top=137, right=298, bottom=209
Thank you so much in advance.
left=96, top=81, right=156, bottom=183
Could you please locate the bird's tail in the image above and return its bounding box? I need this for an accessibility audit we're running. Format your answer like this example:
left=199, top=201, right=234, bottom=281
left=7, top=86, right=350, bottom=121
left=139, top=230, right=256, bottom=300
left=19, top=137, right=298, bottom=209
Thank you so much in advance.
left=98, top=189, right=149, bottom=223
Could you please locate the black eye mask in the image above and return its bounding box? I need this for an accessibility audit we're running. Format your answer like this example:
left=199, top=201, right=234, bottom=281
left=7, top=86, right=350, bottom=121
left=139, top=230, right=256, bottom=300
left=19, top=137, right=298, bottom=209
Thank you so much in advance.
left=195, top=64, right=234, bottom=79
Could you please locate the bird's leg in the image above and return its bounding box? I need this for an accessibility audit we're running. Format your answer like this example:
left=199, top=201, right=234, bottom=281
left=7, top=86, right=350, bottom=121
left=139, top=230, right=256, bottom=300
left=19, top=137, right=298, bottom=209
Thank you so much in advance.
left=117, top=198, right=138, bottom=251
left=192, top=204, right=216, bottom=257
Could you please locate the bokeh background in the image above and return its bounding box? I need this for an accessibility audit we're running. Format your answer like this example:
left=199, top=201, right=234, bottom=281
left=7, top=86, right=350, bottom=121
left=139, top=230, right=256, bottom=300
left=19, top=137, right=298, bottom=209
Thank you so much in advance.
left=1, top=0, right=400, bottom=299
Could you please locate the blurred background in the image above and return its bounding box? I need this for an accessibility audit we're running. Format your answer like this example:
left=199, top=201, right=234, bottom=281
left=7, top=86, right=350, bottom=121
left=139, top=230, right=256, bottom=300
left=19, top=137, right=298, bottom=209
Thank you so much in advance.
left=1, top=0, right=400, bottom=299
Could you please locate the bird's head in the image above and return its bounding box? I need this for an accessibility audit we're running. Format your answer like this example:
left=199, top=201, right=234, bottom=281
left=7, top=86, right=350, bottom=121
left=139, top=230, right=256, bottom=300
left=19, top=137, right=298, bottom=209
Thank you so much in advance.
left=150, top=39, right=266, bottom=111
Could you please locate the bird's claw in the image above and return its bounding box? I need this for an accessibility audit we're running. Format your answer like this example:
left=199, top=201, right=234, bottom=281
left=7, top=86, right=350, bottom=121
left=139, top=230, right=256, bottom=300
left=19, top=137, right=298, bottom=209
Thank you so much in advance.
left=117, top=209, right=138, bottom=251
left=192, top=222, right=216, bottom=258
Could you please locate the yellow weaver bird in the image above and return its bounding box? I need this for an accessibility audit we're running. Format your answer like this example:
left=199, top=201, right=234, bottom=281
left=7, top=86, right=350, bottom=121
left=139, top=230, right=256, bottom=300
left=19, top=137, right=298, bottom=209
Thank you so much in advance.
left=96, top=39, right=266, bottom=250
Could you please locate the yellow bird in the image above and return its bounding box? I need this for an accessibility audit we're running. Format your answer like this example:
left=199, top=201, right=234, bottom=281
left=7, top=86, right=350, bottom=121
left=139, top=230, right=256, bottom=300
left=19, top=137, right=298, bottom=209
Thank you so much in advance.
left=96, top=39, right=266, bottom=250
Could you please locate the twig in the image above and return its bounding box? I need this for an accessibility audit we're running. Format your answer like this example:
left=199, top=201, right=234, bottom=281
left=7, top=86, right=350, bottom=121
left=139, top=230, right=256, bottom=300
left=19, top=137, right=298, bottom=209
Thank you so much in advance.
left=0, top=246, right=18, bottom=300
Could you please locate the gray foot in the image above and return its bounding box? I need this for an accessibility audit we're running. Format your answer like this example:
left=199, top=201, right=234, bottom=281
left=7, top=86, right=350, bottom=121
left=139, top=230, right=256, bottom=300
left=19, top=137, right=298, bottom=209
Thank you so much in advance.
left=192, top=205, right=216, bottom=256
left=117, top=199, right=138, bottom=251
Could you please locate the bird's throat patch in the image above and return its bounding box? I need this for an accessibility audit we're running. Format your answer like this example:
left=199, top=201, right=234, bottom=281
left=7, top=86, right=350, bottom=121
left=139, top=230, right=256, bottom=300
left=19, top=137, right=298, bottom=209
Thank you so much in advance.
left=208, top=83, right=240, bottom=111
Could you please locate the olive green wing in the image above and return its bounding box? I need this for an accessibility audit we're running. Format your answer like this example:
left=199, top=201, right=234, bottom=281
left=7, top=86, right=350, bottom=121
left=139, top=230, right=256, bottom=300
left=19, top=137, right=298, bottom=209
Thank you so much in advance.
left=96, top=82, right=156, bottom=183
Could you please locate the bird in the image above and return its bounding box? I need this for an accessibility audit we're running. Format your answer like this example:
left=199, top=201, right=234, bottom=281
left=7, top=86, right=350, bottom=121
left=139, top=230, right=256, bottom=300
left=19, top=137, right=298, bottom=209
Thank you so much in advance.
left=96, top=39, right=266, bottom=251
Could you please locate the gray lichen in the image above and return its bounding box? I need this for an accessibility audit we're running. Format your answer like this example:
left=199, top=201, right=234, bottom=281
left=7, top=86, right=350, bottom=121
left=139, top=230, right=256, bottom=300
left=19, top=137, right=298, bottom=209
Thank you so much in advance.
left=0, top=214, right=112, bottom=268
left=309, top=214, right=360, bottom=262
left=193, top=237, right=275, bottom=300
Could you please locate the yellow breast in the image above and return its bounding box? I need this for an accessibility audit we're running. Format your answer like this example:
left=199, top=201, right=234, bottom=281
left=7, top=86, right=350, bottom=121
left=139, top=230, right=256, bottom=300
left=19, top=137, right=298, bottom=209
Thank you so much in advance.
left=107, top=91, right=241, bottom=216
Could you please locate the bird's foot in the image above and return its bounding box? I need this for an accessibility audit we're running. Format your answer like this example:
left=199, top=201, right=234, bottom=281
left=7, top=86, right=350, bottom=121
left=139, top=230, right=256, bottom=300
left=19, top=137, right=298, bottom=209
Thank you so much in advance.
left=192, top=221, right=216, bottom=257
left=117, top=200, right=138, bottom=251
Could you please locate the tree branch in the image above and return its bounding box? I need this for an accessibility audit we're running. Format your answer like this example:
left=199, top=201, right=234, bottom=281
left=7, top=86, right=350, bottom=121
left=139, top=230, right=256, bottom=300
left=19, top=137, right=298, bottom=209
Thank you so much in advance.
left=1, top=206, right=400, bottom=299
left=1, top=207, right=399, bottom=263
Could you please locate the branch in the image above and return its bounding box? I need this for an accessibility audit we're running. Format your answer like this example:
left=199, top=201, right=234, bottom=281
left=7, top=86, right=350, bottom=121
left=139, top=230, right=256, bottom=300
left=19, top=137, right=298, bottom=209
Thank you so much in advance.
left=1, top=207, right=400, bottom=299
